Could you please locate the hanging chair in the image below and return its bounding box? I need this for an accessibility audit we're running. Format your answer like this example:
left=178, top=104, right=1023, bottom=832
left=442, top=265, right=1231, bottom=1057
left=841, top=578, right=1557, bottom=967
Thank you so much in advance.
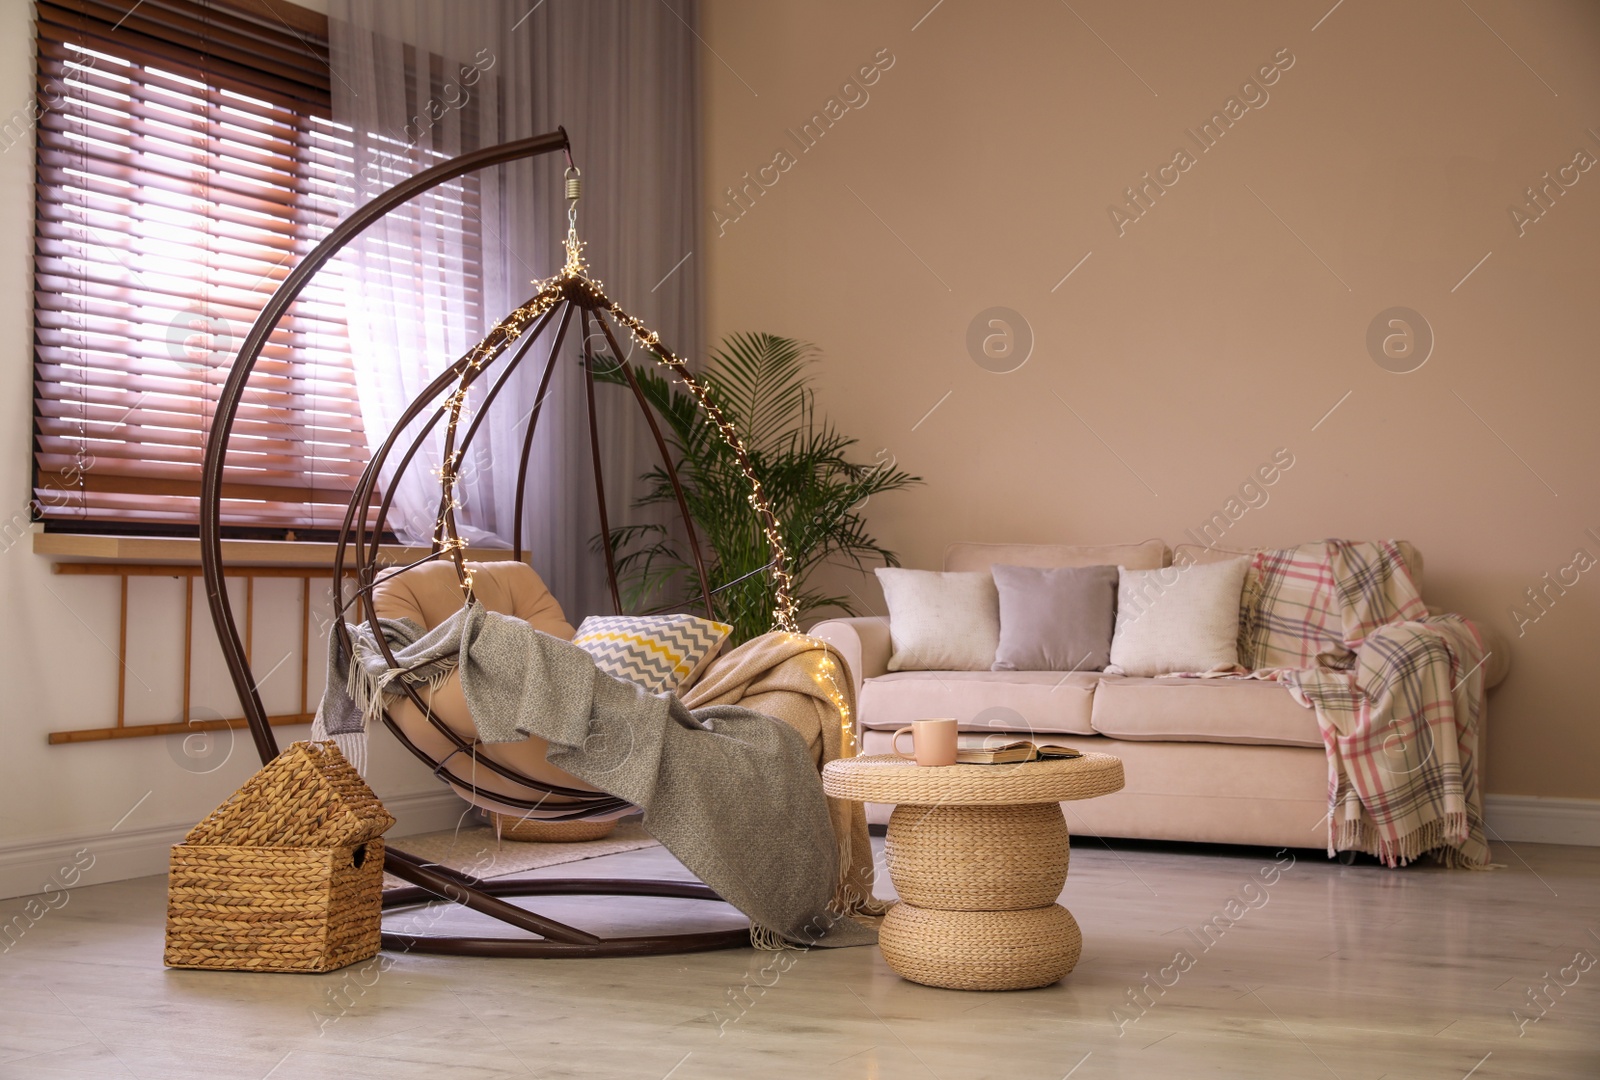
left=198, top=128, right=800, bottom=957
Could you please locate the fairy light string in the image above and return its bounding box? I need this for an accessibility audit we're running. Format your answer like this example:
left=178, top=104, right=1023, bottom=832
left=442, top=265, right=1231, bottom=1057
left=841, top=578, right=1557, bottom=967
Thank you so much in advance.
left=427, top=181, right=798, bottom=634
left=432, top=288, right=563, bottom=603
left=599, top=295, right=800, bottom=633
left=801, top=637, right=854, bottom=755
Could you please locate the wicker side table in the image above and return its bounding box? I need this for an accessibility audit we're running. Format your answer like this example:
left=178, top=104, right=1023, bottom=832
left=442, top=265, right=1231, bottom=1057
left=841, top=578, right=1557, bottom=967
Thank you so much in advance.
left=822, top=752, right=1124, bottom=991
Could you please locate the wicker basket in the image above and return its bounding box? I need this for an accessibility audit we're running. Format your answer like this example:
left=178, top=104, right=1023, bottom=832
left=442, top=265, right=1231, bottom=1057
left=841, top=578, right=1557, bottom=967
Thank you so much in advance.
left=488, top=812, right=618, bottom=843
left=165, top=741, right=394, bottom=973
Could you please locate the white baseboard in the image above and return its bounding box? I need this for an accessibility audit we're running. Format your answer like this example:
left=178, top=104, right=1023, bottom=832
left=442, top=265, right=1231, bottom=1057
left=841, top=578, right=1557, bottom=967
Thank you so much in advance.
left=6, top=790, right=1587, bottom=900
left=1484, top=795, right=1600, bottom=847
left=0, top=789, right=467, bottom=901
left=383, top=788, right=484, bottom=838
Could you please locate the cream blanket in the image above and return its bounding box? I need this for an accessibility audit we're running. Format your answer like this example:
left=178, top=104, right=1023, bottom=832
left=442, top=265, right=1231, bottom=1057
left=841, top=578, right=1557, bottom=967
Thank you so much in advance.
left=685, top=631, right=887, bottom=919
left=1242, top=540, right=1490, bottom=867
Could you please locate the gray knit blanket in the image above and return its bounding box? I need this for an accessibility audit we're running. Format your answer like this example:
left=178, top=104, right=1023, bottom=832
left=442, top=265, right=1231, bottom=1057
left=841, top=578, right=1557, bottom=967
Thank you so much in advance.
left=318, top=602, right=875, bottom=948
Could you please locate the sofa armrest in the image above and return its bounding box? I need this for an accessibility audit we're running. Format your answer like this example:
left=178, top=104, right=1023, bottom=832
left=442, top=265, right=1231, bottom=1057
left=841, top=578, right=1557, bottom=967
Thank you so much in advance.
left=807, top=616, right=892, bottom=702
left=1473, top=620, right=1511, bottom=690
left=1425, top=606, right=1511, bottom=690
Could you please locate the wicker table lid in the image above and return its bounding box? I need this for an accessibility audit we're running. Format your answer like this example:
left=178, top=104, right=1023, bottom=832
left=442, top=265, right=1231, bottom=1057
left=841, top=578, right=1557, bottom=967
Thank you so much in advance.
left=822, top=753, right=1124, bottom=807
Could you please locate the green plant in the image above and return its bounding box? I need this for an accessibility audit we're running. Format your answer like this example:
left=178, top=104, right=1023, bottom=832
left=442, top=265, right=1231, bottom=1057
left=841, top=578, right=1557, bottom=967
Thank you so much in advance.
left=595, top=332, right=919, bottom=644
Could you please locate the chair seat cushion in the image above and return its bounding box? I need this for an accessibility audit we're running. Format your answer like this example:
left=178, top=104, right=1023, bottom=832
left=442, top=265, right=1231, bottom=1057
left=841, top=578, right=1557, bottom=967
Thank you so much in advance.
left=384, top=669, right=611, bottom=813
left=857, top=670, right=1100, bottom=736
left=1090, top=675, right=1322, bottom=748
left=371, top=559, right=604, bottom=817
left=373, top=559, right=575, bottom=639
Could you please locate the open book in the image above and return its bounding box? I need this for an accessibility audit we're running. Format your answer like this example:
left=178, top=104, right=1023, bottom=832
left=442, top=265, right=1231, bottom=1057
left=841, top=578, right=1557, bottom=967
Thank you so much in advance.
left=955, top=741, right=1083, bottom=765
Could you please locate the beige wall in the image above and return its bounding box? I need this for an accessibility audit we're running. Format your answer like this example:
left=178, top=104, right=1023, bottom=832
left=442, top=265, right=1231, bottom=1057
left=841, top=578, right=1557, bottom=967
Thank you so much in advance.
left=700, top=0, right=1600, bottom=800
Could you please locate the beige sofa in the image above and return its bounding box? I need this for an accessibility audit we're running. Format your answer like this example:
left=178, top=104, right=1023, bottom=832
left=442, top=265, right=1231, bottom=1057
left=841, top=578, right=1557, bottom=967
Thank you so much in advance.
left=810, top=540, right=1509, bottom=851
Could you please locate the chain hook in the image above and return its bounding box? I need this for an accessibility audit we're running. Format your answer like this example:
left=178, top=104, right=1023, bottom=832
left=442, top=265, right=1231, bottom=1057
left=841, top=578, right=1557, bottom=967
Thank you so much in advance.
left=564, top=165, right=581, bottom=234
left=561, top=165, right=584, bottom=272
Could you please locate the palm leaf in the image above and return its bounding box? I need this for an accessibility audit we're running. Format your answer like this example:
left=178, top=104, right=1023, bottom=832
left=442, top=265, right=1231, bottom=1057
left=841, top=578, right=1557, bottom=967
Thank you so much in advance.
left=701, top=332, right=816, bottom=452
left=596, top=333, right=919, bottom=644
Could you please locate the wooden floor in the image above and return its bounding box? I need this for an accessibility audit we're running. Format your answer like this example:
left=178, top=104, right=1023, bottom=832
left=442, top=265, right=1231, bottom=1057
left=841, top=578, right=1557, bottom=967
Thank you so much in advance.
left=1, top=835, right=1596, bottom=1079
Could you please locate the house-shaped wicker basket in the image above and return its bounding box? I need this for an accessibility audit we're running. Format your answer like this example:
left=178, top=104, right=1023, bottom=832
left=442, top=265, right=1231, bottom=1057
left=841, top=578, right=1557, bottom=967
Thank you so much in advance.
left=164, top=740, right=396, bottom=972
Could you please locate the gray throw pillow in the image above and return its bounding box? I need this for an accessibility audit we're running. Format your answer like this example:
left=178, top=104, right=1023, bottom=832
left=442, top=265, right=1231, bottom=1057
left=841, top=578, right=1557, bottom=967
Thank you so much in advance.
left=991, top=563, right=1119, bottom=671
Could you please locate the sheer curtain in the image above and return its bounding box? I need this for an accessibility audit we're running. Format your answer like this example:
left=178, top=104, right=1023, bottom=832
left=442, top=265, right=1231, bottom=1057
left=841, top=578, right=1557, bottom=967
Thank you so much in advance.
left=326, top=0, right=700, bottom=618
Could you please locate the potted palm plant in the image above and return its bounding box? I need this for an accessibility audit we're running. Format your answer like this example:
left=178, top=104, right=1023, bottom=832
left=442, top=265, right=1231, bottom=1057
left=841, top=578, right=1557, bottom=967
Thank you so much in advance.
left=596, top=333, right=919, bottom=644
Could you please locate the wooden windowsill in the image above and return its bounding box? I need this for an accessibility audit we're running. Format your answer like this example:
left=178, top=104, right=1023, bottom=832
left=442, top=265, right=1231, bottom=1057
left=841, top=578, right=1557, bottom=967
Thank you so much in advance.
left=30, top=527, right=524, bottom=568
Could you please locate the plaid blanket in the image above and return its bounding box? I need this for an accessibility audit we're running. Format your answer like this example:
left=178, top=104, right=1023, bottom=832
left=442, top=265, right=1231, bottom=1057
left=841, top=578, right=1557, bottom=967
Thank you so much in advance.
left=1242, top=540, right=1490, bottom=867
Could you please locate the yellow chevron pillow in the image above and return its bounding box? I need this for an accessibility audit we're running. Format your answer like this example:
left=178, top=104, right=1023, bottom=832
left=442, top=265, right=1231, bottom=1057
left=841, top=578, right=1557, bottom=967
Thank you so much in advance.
left=572, top=614, right=733, bottom=695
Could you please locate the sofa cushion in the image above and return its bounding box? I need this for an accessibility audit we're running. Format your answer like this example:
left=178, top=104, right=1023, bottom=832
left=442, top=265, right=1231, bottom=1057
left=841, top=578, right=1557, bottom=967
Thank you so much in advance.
left=876, top=567, right=1000, bottom=671
left=857, top=670, right=1099, bottom=735
left=1090, top=675, right=1322, bottom=748
left=1108, top=558, right=1250, bottom=676
left=944, top=539, right=1168, bottom=573
left=992, top=563, right=1118, bottom=672
left=571, top=613, right=731, bottom=695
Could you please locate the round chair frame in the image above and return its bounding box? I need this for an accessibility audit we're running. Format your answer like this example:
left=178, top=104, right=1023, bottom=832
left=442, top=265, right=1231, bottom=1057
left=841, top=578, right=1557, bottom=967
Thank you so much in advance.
left=199, top=128, right=786, bottom=957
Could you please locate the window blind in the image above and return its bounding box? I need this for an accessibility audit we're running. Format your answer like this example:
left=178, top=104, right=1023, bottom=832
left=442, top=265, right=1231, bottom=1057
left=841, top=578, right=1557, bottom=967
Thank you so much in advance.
left=32, top=0, right=371, bottom=533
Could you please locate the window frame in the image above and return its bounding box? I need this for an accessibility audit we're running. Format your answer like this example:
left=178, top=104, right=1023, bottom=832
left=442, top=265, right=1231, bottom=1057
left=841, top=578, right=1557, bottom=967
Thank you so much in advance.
left=30, top=0, right=372, bottom=541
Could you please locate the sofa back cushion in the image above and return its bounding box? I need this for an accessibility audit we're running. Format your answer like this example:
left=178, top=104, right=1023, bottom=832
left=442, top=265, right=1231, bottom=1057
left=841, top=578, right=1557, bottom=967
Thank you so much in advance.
left=1171, top=540, right=1425, bottom=595
left=944, top=539, right=1169, bottom=574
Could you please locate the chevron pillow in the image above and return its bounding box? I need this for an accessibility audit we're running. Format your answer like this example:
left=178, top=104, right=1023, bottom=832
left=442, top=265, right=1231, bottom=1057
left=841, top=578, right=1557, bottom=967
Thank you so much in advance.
left=571, top=614, right=733, bottom=695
